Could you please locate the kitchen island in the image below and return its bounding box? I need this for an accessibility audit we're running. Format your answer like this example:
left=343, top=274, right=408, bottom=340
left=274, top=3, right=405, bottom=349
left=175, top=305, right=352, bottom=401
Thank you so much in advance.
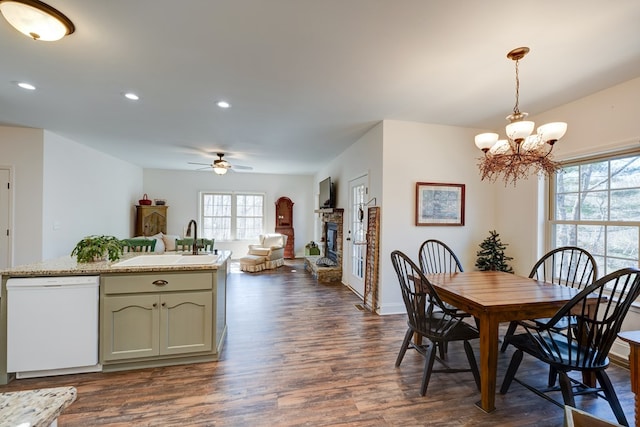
left=0, top=251, right=230, bottom=385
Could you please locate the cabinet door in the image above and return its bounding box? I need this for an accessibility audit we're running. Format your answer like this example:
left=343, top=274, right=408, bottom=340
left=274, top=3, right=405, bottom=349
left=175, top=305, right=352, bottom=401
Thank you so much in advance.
left=160, top=292, right=213, bottom=355
left=102, top=294, right=160, bottom=361
left=136, top=206, right=168, bottom=236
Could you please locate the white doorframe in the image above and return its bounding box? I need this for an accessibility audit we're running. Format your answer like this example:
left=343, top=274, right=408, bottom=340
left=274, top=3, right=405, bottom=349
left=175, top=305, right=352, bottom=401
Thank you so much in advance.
left=0, top=166, right=13, bottom=269
left=345, top=174, right=368, bottom=297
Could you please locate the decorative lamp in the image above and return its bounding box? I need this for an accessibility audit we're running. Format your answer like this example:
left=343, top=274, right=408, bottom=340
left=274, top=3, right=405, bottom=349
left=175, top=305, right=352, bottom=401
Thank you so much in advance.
left=0, top=0, right=74, bottom=41
left=475, top=47, right=567, bottom=185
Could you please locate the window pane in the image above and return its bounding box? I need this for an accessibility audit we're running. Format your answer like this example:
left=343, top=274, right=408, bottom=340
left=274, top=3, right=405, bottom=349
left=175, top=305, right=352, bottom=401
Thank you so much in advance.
left=201, top=193, right=232, bottom=241
left=554, top=224, right=577, bottom=247
left=576, top=225, right=604, bottom=257
left=607, top=226, right=639, bottom=261
left=580, top=162, right=609, bottom=192
left=606, top=257, right=637, bottom=275
left=555, top=193, right=578, bottom=221
left=610, top=189, right=640, bottom=221
left=235, top=194, right=264, bottom=240
left=580, top=191, right=608, bottom=221
left=610, top=156, right=640, bottom=189
left=556, top=165, right=579, bottom=193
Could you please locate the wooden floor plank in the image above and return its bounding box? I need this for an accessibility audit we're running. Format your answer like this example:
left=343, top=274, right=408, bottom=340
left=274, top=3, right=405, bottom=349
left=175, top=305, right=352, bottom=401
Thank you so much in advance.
left=0, top=260, right=634, bottom=426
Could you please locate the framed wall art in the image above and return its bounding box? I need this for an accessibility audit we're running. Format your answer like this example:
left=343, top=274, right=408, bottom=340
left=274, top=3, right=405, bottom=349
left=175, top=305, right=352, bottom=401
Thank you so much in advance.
left=415, top=182, right=465, bottom=226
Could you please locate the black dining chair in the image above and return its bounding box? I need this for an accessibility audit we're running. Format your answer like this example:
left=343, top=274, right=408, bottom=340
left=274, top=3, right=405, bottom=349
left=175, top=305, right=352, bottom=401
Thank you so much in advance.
left=418, top=239, right=475, bottom=356
left=500, top=267, right=640, bottom=427
left=391, top=250, right=481, bottom=396
left=501, top=246, right=598, bottom=353
left=418, top=239, right=464, bottom=275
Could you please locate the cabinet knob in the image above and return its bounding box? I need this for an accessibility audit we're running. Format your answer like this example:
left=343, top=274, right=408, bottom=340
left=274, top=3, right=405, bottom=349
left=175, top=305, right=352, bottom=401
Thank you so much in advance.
left=153, top=302, right=157, bottom=308
left=152, top=279, right=168, bottom=286
left=162, top=302, right=166, bottom=307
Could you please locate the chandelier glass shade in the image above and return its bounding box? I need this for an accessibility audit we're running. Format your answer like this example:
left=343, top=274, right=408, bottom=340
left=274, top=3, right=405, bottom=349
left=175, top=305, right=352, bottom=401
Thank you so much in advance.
left=475, top=47, right=567, bottom=185
left=0, top=0, right=74, bottom=41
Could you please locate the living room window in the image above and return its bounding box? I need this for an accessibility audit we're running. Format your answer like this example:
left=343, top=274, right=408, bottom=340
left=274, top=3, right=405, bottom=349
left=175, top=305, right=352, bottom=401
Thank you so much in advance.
left=550, top=150, right=640, bottom=276
left=200, top=192, right=264, bottom=241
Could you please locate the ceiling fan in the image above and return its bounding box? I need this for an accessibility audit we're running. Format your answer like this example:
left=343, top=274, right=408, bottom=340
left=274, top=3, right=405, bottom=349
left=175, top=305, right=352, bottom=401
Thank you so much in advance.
left=189, top=153, right=253, bottom=175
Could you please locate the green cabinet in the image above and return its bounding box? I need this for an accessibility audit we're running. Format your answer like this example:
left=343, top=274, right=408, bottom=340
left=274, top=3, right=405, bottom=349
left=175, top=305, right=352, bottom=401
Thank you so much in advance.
left=101, top=269, right=222, bottom=370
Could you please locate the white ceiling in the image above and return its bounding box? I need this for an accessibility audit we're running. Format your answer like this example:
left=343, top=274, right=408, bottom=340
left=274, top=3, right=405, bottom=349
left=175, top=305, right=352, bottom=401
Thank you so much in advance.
left=1, top=0, right=640, bottom=175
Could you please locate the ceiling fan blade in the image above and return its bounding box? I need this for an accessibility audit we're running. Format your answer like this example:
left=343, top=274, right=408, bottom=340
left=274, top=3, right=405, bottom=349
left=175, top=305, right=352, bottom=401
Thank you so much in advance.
left=188, top=162, right=211, bottom=166
left=233, top=165, right=253, bottom=170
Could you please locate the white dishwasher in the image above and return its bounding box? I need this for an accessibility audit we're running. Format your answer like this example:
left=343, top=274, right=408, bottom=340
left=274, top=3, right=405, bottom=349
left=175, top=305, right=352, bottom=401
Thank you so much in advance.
left=7, top=275, right=101, bottom=378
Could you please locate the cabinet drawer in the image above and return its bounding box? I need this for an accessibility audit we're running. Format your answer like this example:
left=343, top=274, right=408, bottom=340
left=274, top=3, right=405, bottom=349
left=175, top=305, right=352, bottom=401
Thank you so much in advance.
left=102, top=272, right=213, bottom=294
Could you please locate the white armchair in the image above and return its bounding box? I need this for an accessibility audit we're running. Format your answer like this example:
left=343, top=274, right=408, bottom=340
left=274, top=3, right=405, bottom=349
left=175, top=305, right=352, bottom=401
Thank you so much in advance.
left=247, top=233, right=288, bottom=269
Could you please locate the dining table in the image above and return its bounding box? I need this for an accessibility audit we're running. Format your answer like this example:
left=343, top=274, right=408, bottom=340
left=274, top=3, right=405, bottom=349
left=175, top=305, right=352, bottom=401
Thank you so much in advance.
left=425, top=270, right=585, bottom=413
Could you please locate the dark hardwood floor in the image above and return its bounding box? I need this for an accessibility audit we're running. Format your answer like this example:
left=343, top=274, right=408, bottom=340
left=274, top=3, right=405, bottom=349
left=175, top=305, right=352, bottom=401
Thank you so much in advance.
left=1, top=260, right=635, bottom=426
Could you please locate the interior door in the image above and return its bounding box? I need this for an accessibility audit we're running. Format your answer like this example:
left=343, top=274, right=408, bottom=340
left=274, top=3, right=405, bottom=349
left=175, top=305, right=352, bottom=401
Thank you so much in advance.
left=346, top=174, right=368, bottom=297
left=0, top=168, right=11, bottom=269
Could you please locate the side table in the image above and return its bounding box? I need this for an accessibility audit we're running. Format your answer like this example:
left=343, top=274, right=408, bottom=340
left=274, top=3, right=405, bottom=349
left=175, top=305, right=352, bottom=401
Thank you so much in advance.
left=618, top=330, right=640, bottom=427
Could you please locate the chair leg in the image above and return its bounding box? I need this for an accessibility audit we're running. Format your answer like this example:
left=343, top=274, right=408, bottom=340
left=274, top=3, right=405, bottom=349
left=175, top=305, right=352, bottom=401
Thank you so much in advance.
left=420, top=342, right=437, bottom=396
left=558, top=372, right=575, bottom=408
left=395, top=328, right=413, bottom=367
left=595, top=370, right=629, bottom=426
left=439, top=341, right=448, bottom=359
left=500, top=321, right=518, bottom=353
left=500, top=349, right=523, bottom=394
left=547, top=366, right=558, bottom=387
left=463, top=340, right=481, bottom=391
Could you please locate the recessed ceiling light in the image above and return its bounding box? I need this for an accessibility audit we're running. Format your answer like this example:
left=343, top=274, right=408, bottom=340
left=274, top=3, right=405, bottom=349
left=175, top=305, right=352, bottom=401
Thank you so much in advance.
left=124, top=92, right=139, bottom=101
left=217, top=101, right=230, bottom=109
left=17, top=82, right=36, bottom=90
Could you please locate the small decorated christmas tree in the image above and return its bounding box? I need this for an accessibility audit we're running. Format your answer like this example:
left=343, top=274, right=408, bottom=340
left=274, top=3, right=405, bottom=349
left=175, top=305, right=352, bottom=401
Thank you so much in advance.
left=475, top=230, right=514, bottom=273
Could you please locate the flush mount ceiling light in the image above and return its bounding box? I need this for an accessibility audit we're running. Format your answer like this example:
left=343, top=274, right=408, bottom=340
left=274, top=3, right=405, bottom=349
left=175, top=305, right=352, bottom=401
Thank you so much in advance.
left=474, top=47, right=567, bottom=185
left=0, top=0, right=75, bottom=41
left=217, top=101, right=230, bottom=109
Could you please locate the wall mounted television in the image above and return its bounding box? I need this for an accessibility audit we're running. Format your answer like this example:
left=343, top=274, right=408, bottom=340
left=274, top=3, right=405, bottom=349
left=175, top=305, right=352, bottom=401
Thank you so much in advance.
left=319, top=177, right=335, bottom=208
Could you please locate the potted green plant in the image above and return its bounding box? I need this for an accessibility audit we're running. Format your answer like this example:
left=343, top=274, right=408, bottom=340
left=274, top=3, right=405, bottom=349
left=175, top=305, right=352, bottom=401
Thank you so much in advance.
left=475, top=230, right=514, bottom=273
left=71, top=235, right=123, bottom=263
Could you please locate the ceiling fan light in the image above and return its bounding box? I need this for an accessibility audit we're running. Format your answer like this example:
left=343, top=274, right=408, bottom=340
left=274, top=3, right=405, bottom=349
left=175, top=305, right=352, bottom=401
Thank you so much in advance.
left=537, top=122, right=567, bottom=144
left=506, top=120, right=535, bottom=142
left=475, top=133, right=499, bottom=151
left=0, top=0, right=74, bottom=41
left=213, top=166, right=228, bottom=175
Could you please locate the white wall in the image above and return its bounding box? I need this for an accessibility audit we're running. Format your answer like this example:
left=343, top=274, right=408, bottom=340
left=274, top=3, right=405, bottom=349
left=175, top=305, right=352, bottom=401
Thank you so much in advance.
left=42, top=131, right=142, bottom=260
left=0, top=126, right=44, bottom=265
left=379, top=120, right=496, bottom=314
left=142, top=169, right=314, bottom=258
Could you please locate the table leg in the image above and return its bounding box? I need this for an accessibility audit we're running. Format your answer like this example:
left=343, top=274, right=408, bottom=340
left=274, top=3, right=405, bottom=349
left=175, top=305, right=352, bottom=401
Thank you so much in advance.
left=476, top=314, right=498, bottom=413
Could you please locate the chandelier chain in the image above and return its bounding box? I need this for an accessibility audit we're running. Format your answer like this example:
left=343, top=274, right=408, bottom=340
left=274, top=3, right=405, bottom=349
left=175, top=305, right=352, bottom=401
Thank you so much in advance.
left=513, top=59, right=521, bottom=116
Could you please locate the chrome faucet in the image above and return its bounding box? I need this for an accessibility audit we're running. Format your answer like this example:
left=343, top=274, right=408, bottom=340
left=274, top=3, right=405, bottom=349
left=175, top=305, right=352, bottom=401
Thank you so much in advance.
left=185, top=219, right=198, bottom=255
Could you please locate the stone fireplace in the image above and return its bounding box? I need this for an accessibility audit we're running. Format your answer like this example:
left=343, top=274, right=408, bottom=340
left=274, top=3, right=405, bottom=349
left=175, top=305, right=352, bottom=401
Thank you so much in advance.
left=304, top=208, right=343, bottom=282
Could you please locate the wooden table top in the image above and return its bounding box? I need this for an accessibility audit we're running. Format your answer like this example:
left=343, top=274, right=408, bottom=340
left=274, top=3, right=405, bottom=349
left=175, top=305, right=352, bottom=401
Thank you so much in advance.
left=619, top=330, right=640, bottom=345
left=426, top=270, right=581, bottom=312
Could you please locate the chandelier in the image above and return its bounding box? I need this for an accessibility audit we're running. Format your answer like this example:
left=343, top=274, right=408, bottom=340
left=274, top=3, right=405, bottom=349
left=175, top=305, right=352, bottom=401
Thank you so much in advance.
left=474, top=47, right=567, bottom=185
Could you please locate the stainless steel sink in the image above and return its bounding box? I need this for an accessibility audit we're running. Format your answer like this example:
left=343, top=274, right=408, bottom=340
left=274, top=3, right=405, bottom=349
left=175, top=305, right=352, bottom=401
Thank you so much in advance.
left=112, top=253, right=219, bottom=267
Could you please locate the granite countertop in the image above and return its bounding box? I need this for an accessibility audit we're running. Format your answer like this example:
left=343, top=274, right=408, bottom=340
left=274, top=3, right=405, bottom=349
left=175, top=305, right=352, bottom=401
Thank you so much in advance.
left=0, top=386, right=77, bottom=427
left=1, top=251, right=232, bottom=277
